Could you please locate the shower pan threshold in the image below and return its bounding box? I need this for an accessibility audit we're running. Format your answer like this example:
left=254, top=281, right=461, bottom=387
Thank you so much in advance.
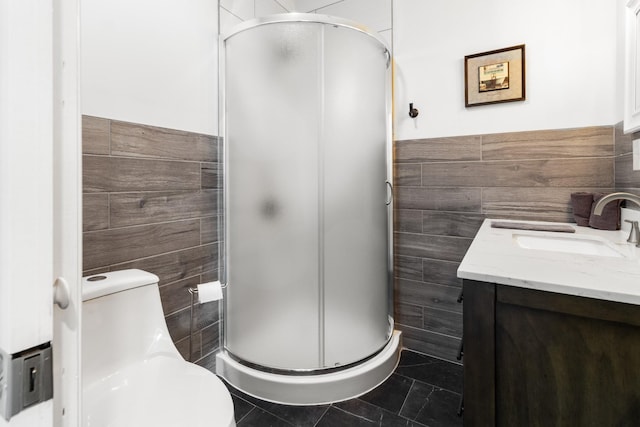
left=215, top=330, right=402, bottom=406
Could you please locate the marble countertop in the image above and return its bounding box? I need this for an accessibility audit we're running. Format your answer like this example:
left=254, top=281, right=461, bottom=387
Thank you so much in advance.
left=457, top=215, right=640, bottom=306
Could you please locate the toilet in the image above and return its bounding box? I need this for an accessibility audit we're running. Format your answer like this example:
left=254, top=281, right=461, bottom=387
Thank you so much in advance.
left=82, top=269, right=235, bottom=427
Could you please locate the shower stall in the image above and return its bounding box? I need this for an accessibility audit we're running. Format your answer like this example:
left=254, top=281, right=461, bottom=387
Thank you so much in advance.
left=216, top=14, right=401, bottom=405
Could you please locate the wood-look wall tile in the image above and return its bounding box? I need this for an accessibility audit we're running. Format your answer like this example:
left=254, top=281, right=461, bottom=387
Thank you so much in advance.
left=163, top=280, right=219, bottom=337
left=396, top=324, right=461, bottom=364
left=482, top=126, right=614, bottom=160
left=395, top=136, right=482, bottom=163
left=83, top=155, right=201, bottom=193
left=615, top=187, right=640, bottom=197
left=395, top=278, right=462, bottom=313
left=422, top=211, right=485, bottom=238
left=159, top=275, right=201, bottom=315
left=396, top=302, right=423, bottom=328
left=201, top=163, right=222, bottom=189
left=113, top=244, right=216, bottom=286
left=395, top=187, right=481, bottom=212
left=195, top=352, right=217, bottom=372
left=201, top=216, right=220, bottom=244
left=175, top=334, right=200, bottom=361
left=614, top=122, right=635, bottom=156
left=482, top=187, right=614, bottom=221
left=423, top=307, right=463, bottom=338
left=110, top=120, right=217, bottom=162
left=395, top=255, right=423, bottom=281
left=422, top=158, right=613, bottom=188
left=82, top=267, right=110, bottom=277
left=83, top=193, right=109, bottom=231
left=110, top=190, right=217, bottom=228
left=422, top=258, right=461, bottom=288
left=615, top=154, right=640, bottom=188
left=82, top=116, right=110, bottom=155
left=395, top=232, right=472, bottom=262
left=395, top=209, right=422, bottom=233
left=83, top=219, right=201, bottom=270
left=195, top=300, right=219, bottom=330
left=201, top=322, right=220, bottom=355
left=201, top=269, right=220, bottom=283
left=166, top=307, right=191, bottom=342
left=395, top=164, right=421, bottom=186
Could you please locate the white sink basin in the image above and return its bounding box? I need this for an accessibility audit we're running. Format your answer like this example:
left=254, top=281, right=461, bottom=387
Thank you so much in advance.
left=514, top=233, right=625, bottom=258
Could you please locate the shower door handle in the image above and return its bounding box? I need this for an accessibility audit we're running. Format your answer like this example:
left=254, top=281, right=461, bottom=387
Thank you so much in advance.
left=385, top=181, right=393, bottom=206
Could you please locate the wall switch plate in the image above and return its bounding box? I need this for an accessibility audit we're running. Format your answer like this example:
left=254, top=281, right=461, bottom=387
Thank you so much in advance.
left=633, top=139, right=640, bottom=171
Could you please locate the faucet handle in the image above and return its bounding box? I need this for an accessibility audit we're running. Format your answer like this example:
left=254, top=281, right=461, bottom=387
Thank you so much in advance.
left=624, top=220, right=640, bottom=244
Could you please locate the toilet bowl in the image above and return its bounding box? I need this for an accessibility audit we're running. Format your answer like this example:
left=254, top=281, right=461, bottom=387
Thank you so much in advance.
left=82, top=269, right=235, bottom=427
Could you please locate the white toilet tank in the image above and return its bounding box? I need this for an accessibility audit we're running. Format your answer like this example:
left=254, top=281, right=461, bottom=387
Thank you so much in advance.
left=82, top=269, right=235, bottom=427
left=83, top=269, right=177, bottom=379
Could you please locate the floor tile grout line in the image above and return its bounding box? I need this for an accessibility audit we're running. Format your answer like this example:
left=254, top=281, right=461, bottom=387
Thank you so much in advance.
left=331, top=405, right=379, bottom=424
left=392, top=371, right=462, bottom=394
left=378, top=402, right=427, bottom=427
left=398, top=379, right=415, bottom=418
left=312, top=405, right=332, bottom=427
left=235, top=405, right=255, bottom=425
left=260, top=407, right=300, bottom=426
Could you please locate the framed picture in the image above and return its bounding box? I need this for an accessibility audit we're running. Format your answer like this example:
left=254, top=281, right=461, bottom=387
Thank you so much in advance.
left=465, top=44, right=525, bottom=107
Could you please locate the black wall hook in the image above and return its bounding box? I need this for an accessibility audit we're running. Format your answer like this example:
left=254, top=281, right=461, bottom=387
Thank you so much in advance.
left=409, top=103, right=419, bottom=118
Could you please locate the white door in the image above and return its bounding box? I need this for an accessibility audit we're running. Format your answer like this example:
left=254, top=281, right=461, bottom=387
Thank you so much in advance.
left=0, top=1, right=82, bottom=426
left=52, top=1, right=83, bottom=426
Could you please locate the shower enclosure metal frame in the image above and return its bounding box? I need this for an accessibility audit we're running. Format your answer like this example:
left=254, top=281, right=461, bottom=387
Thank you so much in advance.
left=216, top=13, right=400, bottom=405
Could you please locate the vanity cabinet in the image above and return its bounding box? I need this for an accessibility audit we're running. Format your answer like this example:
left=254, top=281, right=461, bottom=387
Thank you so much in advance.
left=463, top=279, right=640, bottom=427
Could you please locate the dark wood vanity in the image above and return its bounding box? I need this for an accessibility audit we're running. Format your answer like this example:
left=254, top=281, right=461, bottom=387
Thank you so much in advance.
left=463, top=279, right=640, bottom=426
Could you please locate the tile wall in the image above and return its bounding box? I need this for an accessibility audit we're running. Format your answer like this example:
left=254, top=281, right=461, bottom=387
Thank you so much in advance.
left=82, top=115, right=222, bottom=370
left=82, top=118, right=633, bottom=368
left=615, top=122, right=640, bottom=191
left=393, top=126, right=616, bottom=362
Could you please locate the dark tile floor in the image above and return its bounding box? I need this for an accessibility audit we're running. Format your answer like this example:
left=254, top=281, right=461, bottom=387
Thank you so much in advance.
left=223, top=350, right=463, bottom=426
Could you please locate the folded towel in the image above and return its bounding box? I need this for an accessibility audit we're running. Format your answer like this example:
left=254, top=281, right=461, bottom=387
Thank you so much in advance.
left=589, top=193, right=621, bottom=230
left=571, top=192, right=594, bottom=226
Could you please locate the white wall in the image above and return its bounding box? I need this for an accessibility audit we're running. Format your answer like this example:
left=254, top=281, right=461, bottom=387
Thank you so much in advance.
left=81, top=0, right=621, bottom=139
left=82, top=0, right=218, bottom=136
left=393, top=0, right=619, bottom=140
left=82, top=0, right=390, bottom=136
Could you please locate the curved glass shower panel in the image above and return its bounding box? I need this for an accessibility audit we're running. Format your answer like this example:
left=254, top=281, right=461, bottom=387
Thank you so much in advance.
left=224, top=15, right=392, bottom=373
left=225, top=22, right=322, bottom=370
left=322, top=25, right=391, bottom=367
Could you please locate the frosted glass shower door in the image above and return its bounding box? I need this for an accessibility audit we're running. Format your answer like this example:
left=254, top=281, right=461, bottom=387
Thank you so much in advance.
left=225, top=22, right=322, bottom=370
left=224, top=17, right=392, bottom=372
left=322, top=25, right=391, bottom=367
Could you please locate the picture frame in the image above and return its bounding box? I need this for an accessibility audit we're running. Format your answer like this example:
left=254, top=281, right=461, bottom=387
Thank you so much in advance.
left=464, top=44, right=525, bottom=107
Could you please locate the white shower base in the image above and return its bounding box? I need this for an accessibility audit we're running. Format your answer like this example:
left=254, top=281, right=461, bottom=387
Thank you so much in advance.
left=216, top=330, right=402, bottom=406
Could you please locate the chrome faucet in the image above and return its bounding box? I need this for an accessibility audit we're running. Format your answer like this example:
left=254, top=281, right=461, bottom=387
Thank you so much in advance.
left=624, top=220, right=640, bottom=244
left=592, top=192, right=640, bottom=215
left=593, top=192, right=640, bottom=248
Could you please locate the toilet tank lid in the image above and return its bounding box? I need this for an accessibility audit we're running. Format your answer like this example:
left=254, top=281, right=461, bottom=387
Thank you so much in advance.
left=82, top=269, right=159, bottom=301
